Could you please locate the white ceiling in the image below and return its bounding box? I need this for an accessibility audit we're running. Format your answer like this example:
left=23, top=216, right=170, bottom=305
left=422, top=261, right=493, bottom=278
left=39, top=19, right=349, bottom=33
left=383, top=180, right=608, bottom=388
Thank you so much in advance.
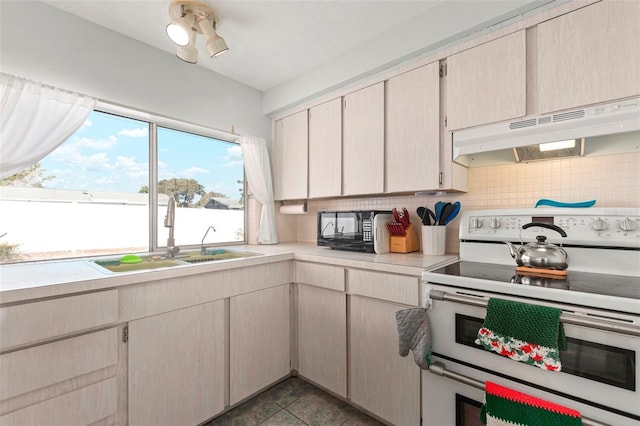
left=42, top=0, right=559, bottom=97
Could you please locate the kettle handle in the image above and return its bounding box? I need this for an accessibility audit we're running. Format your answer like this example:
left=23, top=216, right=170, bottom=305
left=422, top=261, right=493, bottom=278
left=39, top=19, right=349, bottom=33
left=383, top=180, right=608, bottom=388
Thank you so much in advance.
left=522, top=222, right=567, bottom=237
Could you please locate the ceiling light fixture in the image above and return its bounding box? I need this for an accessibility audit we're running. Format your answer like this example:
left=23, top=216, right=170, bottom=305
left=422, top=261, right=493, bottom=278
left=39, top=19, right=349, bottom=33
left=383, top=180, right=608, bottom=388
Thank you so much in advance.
left=166, top=0, right=229, bottom=63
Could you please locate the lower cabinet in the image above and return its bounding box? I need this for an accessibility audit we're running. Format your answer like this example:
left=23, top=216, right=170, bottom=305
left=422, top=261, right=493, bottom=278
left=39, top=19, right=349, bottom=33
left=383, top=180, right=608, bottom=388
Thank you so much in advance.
left=230, top=284, right=291, bottom=405
left=0, top=328, right=118, bottom=426
left=349, top=295, right=421, bottom=426
left=128, top=300, right=225, bottom=426
left=297, top=283, right=347, bottom=397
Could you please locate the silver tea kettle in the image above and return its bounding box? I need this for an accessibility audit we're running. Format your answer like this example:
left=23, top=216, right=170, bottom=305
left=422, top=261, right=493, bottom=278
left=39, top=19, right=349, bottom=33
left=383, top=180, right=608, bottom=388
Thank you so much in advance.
left=505, top=222, right=569, bottom=270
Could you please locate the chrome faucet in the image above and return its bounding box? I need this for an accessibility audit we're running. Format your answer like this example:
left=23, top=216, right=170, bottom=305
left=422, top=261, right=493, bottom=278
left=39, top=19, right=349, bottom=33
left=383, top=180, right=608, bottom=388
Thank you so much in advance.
left=201, top=225, right=217, bottom=254
left=164, top=197, right=180, bottom=258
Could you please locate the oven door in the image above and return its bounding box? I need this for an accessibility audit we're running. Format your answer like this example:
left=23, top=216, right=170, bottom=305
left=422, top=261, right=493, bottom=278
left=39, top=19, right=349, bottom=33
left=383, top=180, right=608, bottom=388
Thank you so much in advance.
left=422, top=356, right=637, bottom=426
left=423, top=283, right=640, bottom=421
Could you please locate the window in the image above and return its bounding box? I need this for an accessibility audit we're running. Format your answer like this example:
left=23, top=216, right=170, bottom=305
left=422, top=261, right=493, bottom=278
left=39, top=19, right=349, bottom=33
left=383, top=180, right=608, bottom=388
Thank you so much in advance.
left=0, top=107, right=245, bottom=263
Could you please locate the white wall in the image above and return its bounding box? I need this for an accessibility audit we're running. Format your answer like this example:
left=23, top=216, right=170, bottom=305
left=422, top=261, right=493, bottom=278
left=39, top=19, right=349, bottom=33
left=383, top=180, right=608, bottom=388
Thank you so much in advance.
left=0, top=1, right=270, bottom=139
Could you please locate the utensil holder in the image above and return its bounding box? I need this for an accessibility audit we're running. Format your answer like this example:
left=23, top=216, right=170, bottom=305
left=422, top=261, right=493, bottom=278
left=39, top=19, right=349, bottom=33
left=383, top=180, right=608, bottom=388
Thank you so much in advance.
left=390, top=224, right=420, bottom=253
left=422, top=225, right=446, bottom=255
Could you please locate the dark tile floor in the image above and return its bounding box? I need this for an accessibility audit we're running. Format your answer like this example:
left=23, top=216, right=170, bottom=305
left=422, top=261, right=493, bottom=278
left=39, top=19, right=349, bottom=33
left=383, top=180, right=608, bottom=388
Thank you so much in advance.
left=204, top=377, right=384, bottom=426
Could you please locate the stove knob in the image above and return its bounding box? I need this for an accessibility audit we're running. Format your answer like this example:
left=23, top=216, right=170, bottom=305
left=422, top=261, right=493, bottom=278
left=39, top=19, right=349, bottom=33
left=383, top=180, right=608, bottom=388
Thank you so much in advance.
left=591, top=218, right=608, bottom=231
left=619, top=218, right=637, bottom=232
left=470, top=218, right=483, bottom=229
left=489, top=218, right=501, bottom=229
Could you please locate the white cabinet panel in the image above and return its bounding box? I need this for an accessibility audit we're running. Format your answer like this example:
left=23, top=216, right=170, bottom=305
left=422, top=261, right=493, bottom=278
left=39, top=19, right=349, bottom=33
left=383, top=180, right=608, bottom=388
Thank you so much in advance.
left=350, top=295, right=420, bottom=426
left=230, top=284, right=291, bottom=404
left=297, top=284, right=347, bottom=397
left=537, top=0, right=640, bottom=113
left=447, top=31, right=526, bottom=130
left=309, top=98, right=342, bottom=198
left=274, top=110, right=308, bottom=200
left=128, top=301, right=225, bottom=426
left=386, top=63, right=441, bottom=193
left=343, top=83, right=385, bottom=196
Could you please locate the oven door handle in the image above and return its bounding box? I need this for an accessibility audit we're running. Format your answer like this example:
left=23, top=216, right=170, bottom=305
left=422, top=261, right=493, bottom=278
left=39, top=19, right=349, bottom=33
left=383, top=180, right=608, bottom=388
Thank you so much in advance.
left=429, top=361, right=609, bottom=426
left=428, top=289, right=640, bottom=337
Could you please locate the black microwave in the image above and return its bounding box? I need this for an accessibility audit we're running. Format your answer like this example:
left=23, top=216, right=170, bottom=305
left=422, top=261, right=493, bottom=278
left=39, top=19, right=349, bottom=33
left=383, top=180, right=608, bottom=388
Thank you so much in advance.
left=317, top=210, right=393, bottom=253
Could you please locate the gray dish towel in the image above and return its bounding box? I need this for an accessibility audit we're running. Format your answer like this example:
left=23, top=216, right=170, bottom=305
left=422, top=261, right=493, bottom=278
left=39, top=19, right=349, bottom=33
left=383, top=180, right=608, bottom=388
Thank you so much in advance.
left=395, top=307, right=432, bottom=369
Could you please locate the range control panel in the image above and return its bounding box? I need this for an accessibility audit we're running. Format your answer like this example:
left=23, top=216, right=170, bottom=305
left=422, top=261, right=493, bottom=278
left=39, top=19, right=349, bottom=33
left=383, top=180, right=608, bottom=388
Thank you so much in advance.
left=460, top=208, right=640, bottom=247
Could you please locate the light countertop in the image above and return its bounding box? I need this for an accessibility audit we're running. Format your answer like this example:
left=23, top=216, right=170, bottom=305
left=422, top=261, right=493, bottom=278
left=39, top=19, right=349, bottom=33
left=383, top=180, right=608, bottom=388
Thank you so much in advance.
left=0, top=242, right=457, bottom=304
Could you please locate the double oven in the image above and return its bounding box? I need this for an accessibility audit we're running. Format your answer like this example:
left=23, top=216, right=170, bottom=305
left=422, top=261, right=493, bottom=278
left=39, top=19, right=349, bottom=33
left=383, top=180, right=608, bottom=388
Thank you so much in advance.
left=421, top=208, right=640, bottom=426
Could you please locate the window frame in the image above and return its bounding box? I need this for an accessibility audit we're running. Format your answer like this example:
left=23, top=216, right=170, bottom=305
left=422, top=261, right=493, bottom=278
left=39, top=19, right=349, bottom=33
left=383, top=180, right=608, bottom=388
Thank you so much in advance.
left=95, top=101, right=247, bottom=254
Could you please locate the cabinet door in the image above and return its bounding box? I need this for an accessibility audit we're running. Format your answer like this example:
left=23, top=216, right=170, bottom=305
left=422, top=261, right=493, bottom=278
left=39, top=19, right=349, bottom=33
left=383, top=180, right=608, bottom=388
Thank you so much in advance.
left=447, top=31, right=526, bottom=130
left=128, top=300, right=225, bottom=426
left=274, top=110, right=308, bottom=200
left=343, top=83, right=384, bottom=196
left=230, top=285, right=291, bottom=404
left=297, top=284, right=347, bottom=397
left=309, top=98, right=342, bottom=198
left=537, top=0, right=640, bottom=113
left=386, top=63, right=440, bottom=193
left=350, top=295, right=420, bottom=426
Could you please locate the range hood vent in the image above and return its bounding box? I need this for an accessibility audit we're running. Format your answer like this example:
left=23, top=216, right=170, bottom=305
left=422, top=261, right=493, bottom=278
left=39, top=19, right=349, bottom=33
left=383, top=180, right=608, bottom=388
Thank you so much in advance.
left=453, top=98, right=640, bottom=161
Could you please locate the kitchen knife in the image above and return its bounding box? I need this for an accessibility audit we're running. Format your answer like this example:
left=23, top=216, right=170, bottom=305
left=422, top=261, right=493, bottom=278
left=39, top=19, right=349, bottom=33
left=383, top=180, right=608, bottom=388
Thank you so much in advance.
left=392, top=208, right=401, bottom=223
left=402, top=208, right=411, bottom=226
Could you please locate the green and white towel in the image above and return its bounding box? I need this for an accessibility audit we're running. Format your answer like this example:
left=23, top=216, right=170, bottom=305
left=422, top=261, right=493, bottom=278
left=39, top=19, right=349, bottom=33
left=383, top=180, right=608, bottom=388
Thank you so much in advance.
left=475, top=298, right=566, bottom=371
left=481, top=381, right=581, bottom=425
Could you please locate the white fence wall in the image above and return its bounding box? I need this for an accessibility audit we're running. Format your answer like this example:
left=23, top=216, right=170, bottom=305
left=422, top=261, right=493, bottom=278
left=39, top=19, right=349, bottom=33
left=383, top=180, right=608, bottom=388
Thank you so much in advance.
left=0, top=200, right=243, bottom=254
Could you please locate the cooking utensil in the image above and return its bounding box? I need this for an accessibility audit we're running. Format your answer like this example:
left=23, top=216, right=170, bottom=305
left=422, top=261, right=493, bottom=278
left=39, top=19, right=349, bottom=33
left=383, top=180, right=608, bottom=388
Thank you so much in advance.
left=438, top=203, right=456, bottom=225
left=504, top=222, right=569, bottom=270
left=443, top=201, right=461, bottom=225
left=434, top=202, right=446, bottom=223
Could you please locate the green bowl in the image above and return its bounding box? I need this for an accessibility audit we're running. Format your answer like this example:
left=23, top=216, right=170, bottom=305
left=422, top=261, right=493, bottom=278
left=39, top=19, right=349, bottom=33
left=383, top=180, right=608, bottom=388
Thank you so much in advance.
left=120, top=254, right=143, bottom=264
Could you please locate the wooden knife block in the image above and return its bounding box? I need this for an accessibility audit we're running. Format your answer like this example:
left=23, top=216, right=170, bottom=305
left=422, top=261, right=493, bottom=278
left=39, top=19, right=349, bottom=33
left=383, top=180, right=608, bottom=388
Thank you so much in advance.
left=390, top=224, right=420, bottom=253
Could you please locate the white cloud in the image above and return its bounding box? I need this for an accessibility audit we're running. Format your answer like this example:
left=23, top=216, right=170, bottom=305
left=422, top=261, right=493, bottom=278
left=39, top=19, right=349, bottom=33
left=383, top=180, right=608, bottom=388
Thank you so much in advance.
left=224, top=145, right=243, bottom=167
left=183, top=166, right=210, bottom=176
left=118, top=127, right=148, bottom=138
left=80, top=118, right=92, bottom=129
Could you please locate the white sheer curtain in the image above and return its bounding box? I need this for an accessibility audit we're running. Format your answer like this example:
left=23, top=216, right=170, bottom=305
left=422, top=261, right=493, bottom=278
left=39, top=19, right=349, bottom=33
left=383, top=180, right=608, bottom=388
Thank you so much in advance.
left=0, top=73, right=96, bottom=179
left=239, top=135, right=278, bottom=244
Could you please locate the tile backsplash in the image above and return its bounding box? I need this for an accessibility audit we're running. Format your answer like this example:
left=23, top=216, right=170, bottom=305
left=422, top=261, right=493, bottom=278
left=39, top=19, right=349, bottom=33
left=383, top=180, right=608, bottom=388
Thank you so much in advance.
left=271, top=152, right=639, bottom=254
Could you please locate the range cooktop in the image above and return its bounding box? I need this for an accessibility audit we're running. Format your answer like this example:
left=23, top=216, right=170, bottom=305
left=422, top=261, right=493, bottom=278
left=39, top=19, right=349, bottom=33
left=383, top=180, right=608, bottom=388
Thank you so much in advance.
left=429, top=261, right=640, bottom=300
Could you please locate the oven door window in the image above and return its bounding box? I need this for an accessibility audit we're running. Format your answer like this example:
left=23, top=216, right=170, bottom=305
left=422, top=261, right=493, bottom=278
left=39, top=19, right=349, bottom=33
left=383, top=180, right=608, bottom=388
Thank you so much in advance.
left=456, top=394, right=484, bottom=426
left=455, top=314, right=636, bottom=391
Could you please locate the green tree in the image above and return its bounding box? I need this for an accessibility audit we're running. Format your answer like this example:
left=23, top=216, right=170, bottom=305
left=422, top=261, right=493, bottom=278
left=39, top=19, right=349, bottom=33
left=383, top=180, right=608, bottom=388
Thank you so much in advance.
left=0, top=163, right=54, bottom=187
left=139, top=178, right=206, bottom=207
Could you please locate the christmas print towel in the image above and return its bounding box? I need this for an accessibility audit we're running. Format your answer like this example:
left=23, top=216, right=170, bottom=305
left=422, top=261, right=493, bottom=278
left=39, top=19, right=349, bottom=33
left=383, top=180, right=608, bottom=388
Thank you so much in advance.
left=481, top=381, right=581, bottom=426
left=475, top=298, right=567, bottom=371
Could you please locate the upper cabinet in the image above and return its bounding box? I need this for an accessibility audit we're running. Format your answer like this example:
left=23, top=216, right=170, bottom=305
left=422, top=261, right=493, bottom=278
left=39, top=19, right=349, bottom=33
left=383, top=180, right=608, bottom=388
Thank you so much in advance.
left=447, top=30, right=527, bottom=131
left=385, top=63, right=441, bottom=193
left=274, top=110, right=308, bottom=201
left=537, top=0, right=640, bottom=114
left=343, top=83, right=385, bottom=196
left=308, top=98, right=342, bottom=198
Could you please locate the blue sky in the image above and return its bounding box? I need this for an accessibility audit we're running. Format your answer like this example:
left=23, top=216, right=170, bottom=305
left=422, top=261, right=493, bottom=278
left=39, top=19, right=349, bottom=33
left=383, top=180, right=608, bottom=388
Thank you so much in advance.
left=41, top=111, right=244, bottom=199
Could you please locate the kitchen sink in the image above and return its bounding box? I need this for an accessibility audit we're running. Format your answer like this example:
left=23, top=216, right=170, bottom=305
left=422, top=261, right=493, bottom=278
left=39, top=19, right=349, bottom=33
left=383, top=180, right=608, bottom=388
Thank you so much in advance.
left=90, top=249, right=261, bottom=273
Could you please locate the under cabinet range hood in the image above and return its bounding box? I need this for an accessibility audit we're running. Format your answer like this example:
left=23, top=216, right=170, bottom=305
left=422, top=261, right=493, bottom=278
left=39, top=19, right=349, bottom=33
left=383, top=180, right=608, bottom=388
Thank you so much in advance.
left=453, top=98, right=640, bottom=167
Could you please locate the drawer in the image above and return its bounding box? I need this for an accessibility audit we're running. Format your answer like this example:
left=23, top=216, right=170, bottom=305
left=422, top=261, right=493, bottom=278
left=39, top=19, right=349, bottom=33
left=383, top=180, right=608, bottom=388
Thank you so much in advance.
left=1, top=328, right=118, bottom=400
left=0, top=290, right=118, bottom=350
left=295, top=262, right=345, bottom=292
left=347, top=269, right=419, bottom=306
left=0, top=378, right=117, bottom=426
